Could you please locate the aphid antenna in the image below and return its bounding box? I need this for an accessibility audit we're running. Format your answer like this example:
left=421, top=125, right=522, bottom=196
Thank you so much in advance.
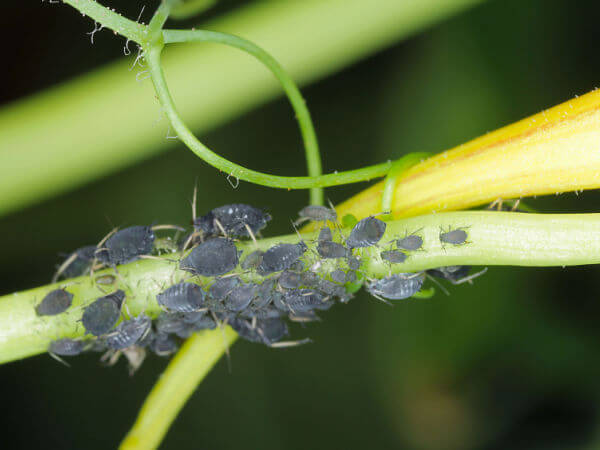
left=48, top=352, right=71, bottom=368
left=269, top=338, right=313, bottom=349
left=449, top=267, right=488, bottom=285
left=289, top=314, right=321, bottom=323
left=368, top=291, right=394, bottom=307
left=213, top=218, right=229, bottom=238
left=52, top=252, right=79, bottom=283
left=424, top=273, right=450, bottom=296
left=151, top=224, right=187, bottom=232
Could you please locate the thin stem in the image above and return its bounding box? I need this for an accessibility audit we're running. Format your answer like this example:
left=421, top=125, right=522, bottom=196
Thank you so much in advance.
left=163, top=29, right=324, bottom=205
left=120, top=328, right=238, bottom=450
left=381, top=152, right=431, bottom=216
left=62, top=0, right=146, bottom=44
left=146, top=45, right=391, bottom=189
left=147, top=1, right=175, bottom=44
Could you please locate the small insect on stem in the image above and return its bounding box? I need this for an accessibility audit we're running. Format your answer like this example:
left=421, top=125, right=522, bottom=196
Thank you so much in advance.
left=439, top=226, right=469, bottom=248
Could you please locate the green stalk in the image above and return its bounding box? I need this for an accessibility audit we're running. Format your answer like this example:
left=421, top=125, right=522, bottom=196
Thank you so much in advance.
left=3, top=211, right=600, bottom=365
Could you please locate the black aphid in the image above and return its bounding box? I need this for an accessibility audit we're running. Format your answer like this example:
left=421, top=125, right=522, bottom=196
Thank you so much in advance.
left=282, top=289, right=330, bottom=313
left=81, top=290, right=125, bottom=336
left=155, top=312, right=189, bottom=334
left=97, top=226, right=155, bottom=265
left=151, top=333, right=178, bottom=356
left=105, top=314, right=152, bottom=350
left=254, top=279, right=276, bottom=308
left=180, top=238, right=239, bottom=277
left=366, top=273, right=424, bottom=300
left=157, top=282, right=206, bottom=312
left=181, top=310, right=207, bottom=324
left=55, top=245, right=96, bottom=280
left=318, top=227, right=333, bottom=242
left=278, top=270, right=303, bottom=289
left=380, top=250, right=408, bottom=264
left=240, top=306, right=282, bottom=320
left=35, top=289, right=74, bottom=316
left=209, top=276, right=240, bottom=300
left=49, top=338, right=85, bottom=356
left=397, top=234, right=423, bottom=251
left=300, top=271, right=320, bottom=287
left=230, top=318, right=289, bottom=346
left=330, top=269, right=346, bottom=284
left=346, top=216, right=386, bottom=248
left=224, top=282, right=257, bottom=312
left=427, top=265, right=471, bottom=282
left=439, top=228, right=468, bottom=246
left=241, top=250, right=264, bottom=270
left=316, top=279, right=346, bottom=298
left=258, top=242, right=307, bottom=274
left=194, top=204, right=271, bottom=238
left=317, top=240, right=347, bottom=259
left=297, top=205, right=337, bottom=224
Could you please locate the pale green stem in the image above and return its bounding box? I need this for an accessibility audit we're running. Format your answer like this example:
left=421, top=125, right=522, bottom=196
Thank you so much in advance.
left=381, top=152, right=431, bottom=216
left=170, top=0, right=217, bottom=20
left=3, top=211, right=600, bottom=365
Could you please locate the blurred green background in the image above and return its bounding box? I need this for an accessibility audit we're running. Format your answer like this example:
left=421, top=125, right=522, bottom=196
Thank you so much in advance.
left=2, top=0, right=600, bottom=448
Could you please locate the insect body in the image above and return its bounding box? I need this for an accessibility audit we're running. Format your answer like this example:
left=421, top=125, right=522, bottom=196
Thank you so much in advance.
left=97, top=226, right=156, bottom=265
left=194, top=204, right=271, bottom=238
left=396, top=234, right=423, bottom=251
left=54, top=245, right=96, bottom=281
left=258, top=242, right=307, bottom=274
left=157, top=282, right=207, bottom=312
left=380, top=250, right=408, bottom=264
left=35, top=289, right=74, bottom=316
left=105, top=314, right=152, bottom=350
left=296, top=205, right=337, bottom=224
left=366, top=273, right=424, bottom=300
left=346, top=216, right=386, bottom=248
left=180, top=238, right=239, bottom=277
left=439, top=227, right=469, bottom=246
left=317, top=240, right=347, bottom=259
left=81, top=290, right=125, bottom=336
left=49, top=338, right=85, bottom=356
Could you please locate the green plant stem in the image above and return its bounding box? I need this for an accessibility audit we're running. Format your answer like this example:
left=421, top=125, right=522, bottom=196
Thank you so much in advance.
left=146, top=44, right=395, bottom=190
left=62, top=0, right=146, bottom=43
left=381, top=152, right=431, bottom=215
left=120, top=328, right=238, bottom=450
left=147, top=1, right=174, bottom=44
left=3, top=211, right=600, bottom=365
left=163, top=29, right=324, bottom=204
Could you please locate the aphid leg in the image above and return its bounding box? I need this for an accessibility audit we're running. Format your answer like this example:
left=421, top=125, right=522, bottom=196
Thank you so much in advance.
left=49, top=352, right=71, bottom=368
left=191, top=182, right=198, bottom=223
left=52, top=252, right=78, bottom=283
left=510, top=199, right=521, bottom=211
left=139, top=254, right=179, bottom=264
left=268, top=338, right=313, bottom=348
left=369, top=292, right=393, bottom=306
left=424, top=274, right=450, bottom=296
left=151, top=224, right=186, bottom=232
left=488, top=198, right=503, bottom=211
left=214, top=219, right=228, bottom=238
left=243, top=223, right=258, bottom=247
left=448, top=267, right=488, bottom=285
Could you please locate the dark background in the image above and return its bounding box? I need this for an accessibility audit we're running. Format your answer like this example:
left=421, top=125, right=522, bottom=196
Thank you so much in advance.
left=2, top=0, right=600, bottom=448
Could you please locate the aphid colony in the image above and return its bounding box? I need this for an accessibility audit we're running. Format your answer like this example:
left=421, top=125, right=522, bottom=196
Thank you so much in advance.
left=42, top=203, right=479, bottom=370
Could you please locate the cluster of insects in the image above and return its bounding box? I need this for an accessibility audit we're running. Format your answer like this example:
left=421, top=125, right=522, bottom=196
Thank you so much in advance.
left=40, top=201, right=483, bottom=371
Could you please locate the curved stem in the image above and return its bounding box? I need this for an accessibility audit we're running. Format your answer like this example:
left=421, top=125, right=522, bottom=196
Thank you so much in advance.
left=147, top=2, right=175, bottom=44
left=146, top=45, right=390, bottom=190
left=62, top=0, right=147, bottom=44
left=162, top=29, right=324, bottom=205
left=120, top=329, right=238, bottom=450
left=381, top=152, right=431, bottom=216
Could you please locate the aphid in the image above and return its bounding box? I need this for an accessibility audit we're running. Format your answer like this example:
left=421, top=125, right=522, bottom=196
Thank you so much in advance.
left=380, top=250, right=408, bottom=264
left=289, top=260, right=305, bottom=272
left=318, top=227, right=333, bottom=242
left=316, top=279, right=346, bottom=298
left=330, top=269, right=346, bottom=284
left=180, top=238, right=239, bottom=277
left=48, top=338, right=85, bottom=356
left=240, top=306, right=282, bottom=320
left=300, top=271, right=320, bottom=287
left=180, top=310, right=207, bottom=324
left=209, top=276, right=240, bottom=300
left=151, top=333, right=178, bottom=356
left=282, top=289, right=329, bottom=313
left=254, top=279, right=276, bottom=308
left=194, top=204, right=271, bottom=238
left=224, top=282, right=257, bottom=312
left=396, top=233, right=423, bottom=251
left=190, top=315, right=217, bottom=330
left=156, top=282, right=206, bottom=312
left=241, top=250, right=264, bottom=270
left=346, top=216, right=386, bottom=248
left=35, top=289, right=74, bottom=316
left=229, top=318, right=289, bottom=346
left=347, top=256, right=361, bottom=270
left=105, top=314, right=152, bottom=350
left=366, top=273, right=424, bottom=300
left=426, top=266, right=488, bottom=285
left=81, top=290, right=125, bottom=336
left=317, top=240, right=347, bottom=259
left=439, top=227, right=468, bottom=246
left=53, top=245, right=96, bottom=281
left=296, top=205, right=337, bottom=224
left=258, top=242, right=307, bottom=274
left=278, top=270, right=303, bottom=289
left=155, top=312, right=188, bottom=334
left=97, top=226, right=156, bottom=265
